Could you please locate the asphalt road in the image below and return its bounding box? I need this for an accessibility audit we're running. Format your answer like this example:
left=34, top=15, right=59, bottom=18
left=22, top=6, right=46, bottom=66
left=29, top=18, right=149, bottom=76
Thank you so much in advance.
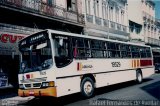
left=1, top=73, right=160, bottom=106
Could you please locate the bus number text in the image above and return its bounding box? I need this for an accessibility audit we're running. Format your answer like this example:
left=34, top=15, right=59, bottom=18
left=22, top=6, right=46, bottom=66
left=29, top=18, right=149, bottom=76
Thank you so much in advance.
left=111, top=62, right=121, bottom=67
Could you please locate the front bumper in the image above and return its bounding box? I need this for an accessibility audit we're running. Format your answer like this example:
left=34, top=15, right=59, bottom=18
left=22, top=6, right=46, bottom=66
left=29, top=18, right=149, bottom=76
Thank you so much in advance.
left=18, top=87, right=57, bottom=97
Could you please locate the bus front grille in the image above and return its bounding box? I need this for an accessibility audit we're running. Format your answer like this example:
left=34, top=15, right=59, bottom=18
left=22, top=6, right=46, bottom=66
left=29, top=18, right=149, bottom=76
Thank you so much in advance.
left=25, top=84, right=31, bottom=88
left=21, top=77, right=47, bottom=83
left=33, top=83, right=41, bottom=87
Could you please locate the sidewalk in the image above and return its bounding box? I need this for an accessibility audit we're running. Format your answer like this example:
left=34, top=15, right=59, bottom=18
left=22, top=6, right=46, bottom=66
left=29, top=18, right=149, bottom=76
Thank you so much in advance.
left=0, top=85, right=18, bottom=99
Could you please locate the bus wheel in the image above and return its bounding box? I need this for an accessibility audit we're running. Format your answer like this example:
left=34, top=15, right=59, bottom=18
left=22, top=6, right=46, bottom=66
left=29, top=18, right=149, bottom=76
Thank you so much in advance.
left=136, top=70, right=143, bottom=83
left=81, top=77, right=94, bottom=98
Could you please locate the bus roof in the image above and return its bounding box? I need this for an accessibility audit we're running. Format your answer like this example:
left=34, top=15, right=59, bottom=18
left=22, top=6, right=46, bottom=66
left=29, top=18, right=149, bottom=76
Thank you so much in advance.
left=23, top=29, right=150, bottom=48
left=47, top=29, right=150, bottom=48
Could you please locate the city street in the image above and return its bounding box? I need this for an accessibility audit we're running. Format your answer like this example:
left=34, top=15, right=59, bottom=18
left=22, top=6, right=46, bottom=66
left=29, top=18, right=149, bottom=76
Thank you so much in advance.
left=0, top=0, right=160, bottom=106
left=0, top=73, right=160, bottom=106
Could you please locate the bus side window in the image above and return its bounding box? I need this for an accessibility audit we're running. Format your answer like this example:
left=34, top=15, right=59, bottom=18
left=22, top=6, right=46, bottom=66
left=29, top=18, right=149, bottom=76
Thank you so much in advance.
left=73, top=40, right=78, bottom=57
left=72, top=38, right=85, bottom=59
left=54, top=35, right=72, bottom=68
left=131, top=46, right=140, bottom=58
left=116, top=43, right=121, bottom=58
left=126, top=45, right=132, bottom=58
left=120, top=44, right=127, bottom=58
left=146, top=47, right=152, bottom=58
left=140, top=47, right=147, bottom=58
left=84, top=39, right=91, bottom=58
left=108, top=42, right=116, bottom=58
left=91, top=40, right=104, bottom=58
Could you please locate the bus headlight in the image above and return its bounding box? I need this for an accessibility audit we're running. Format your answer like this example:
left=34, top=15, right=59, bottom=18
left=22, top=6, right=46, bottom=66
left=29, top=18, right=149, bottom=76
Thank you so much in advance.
left=41, top=81, right=55, bottom=87
left=19, top=84, right=24, bottom=89
left=42, top=82, right=49, bottom=87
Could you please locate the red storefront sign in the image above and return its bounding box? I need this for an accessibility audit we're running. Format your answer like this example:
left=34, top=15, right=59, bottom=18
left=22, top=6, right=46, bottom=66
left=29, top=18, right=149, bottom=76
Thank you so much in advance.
left=0, top=32, right=27, bottom=55
left=0, top=33, right=25, bottom=43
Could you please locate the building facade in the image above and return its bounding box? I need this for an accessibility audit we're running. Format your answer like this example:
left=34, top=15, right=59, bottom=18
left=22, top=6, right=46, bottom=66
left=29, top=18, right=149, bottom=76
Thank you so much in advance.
left=0, top=0, right=84, bottom=88
left=128, top=0, right=160, bottom=64
left=141, top=0, right=158, bottom=45
left=151, top=18, right=160, bottom=64
left=0, top=0, right=84, bottom=33
left=128, top=0, right=144, bottom=43
left=142, top=0, right=160, bottom=64
left=82, top=0, right=129, bottom=41
left=128, top=0, right=159, bottom=44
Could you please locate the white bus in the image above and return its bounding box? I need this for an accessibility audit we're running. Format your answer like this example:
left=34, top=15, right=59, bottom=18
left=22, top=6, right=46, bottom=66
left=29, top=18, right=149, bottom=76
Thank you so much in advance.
left=18, top=29, right=155, bottom=98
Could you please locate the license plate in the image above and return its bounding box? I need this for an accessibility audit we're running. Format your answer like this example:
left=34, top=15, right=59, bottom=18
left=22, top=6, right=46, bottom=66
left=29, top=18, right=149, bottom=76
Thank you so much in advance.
left=29, top=90, right=34, bottom=95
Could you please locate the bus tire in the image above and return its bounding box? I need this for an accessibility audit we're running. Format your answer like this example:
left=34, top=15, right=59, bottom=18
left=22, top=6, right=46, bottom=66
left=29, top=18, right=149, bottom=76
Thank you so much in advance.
left=81, top=77, right=95, bottom=98
left=136, top=70, right=143, bottom=83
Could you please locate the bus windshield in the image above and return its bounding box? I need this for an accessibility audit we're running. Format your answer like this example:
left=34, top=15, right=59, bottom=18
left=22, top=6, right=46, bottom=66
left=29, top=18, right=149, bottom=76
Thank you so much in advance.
left=19, top=32, right=52, bottom=73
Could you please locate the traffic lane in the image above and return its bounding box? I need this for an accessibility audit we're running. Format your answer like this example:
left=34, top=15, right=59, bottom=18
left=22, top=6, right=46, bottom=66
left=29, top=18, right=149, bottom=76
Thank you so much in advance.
left=18, top=74, right=160, bottom=106
left=66, top=74, right=160, bottom=106
left=141, top=81, right=160, bottom=100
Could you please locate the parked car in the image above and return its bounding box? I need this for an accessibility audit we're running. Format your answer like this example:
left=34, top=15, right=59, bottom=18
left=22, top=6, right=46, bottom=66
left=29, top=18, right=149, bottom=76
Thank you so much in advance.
left=155, top=63, right=160, bottom=73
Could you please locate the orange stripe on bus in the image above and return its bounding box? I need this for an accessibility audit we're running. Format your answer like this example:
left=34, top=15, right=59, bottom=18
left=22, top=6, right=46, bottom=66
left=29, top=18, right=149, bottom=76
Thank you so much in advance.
left=133, top=60, right=134, bottom=68
left=137, top=60, right=139, bottom=67
left=80, top=63, right=82, bottom=70
left=133, top=60, right=135, bottom=68
left=134, top=60, right=135, bottom=68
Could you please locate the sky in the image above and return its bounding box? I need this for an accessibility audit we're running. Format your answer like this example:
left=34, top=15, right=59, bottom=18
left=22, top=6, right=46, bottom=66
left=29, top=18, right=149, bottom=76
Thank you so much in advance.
left=154, top=0, right=160, bottom=19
